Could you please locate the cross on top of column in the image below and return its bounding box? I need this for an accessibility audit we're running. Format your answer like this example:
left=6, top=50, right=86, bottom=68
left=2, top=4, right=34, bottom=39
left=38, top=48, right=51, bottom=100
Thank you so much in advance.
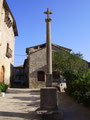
left=44, top=8, right=52, bottom=19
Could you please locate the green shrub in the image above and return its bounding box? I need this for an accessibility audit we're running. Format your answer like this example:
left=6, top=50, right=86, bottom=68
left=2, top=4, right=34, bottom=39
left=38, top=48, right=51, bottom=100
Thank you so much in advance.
left=0, top=89, right=1, bottom=94
left=63, top=69, right=90, bottom=107
left=0, top=82, right=8, bottom=93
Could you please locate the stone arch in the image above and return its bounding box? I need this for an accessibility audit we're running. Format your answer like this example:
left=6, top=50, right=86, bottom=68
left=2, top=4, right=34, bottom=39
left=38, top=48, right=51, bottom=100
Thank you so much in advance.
left=0, top=66, right=5, bottom=82
left=38, top=71, right=45, bottom=81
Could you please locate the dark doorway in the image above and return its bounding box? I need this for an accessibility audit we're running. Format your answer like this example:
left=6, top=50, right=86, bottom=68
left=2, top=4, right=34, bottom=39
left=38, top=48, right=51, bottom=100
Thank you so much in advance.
left=38, top=71, right=45, bottom=81
left=0, top=66, right=5, bottom=82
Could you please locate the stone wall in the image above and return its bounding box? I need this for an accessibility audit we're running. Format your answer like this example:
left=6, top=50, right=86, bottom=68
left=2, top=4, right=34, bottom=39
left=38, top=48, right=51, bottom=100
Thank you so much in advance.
left=29, top=48, right=47, bottom=89
left=0, top=0, right=15, bottom=85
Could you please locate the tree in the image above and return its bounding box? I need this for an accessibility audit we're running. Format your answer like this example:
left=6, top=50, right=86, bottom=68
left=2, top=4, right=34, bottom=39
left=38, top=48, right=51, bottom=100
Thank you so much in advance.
left=52, top=50, right=88, bottom=74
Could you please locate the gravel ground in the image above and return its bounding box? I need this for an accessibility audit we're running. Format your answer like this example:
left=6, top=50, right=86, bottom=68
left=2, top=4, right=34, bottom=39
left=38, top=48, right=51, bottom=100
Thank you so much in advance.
left=0, top=88, right=90, bottom=120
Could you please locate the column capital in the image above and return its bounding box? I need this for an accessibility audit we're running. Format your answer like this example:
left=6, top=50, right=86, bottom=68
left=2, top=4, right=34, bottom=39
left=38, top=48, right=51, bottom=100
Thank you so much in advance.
left=45, top=18, right=52, bottom=23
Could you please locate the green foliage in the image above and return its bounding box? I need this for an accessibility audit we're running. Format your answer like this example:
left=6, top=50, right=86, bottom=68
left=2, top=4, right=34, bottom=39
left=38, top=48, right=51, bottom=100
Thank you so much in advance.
left=0, top=82, right=8, bottom=93
left=0, top=89, right=1, bottom=94
left=52, top=50, right=88, bottom=74
left=63, top=69, right=90, bottom=106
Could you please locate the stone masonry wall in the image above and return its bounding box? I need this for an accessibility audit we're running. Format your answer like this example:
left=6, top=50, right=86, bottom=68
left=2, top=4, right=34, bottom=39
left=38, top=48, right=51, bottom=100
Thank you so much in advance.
left=0, top=0, right=15, bottom=85
left=29, top=48, right=47, bottom=89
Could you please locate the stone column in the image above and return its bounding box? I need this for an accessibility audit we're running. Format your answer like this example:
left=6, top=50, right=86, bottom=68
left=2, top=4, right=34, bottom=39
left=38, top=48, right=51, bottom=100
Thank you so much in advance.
left=46, top=18, right=52, bottom=74
left=44, top=8, right=52, bottom=87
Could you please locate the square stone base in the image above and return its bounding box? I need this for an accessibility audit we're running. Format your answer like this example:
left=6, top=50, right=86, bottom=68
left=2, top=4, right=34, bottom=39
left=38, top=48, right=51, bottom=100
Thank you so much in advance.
left=36, top=87, right=63, bottom=120
left=40, top=87, right=57, bottom=109
left=36, top=107, right=63, bottom=120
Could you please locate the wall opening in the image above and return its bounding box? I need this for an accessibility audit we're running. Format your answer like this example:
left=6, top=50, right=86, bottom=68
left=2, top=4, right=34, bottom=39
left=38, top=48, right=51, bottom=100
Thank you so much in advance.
left=0, top=66, right=5, bottom=82
left=52, top=71, right=60, bottom=82
left=38, top=71, right=45, bottom=81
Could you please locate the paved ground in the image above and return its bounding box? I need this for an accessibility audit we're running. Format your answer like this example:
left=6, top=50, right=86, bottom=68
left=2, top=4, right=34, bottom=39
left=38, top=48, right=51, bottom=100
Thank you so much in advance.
left=0, top=88, right=40, bottom=120
left=58, top=92, right=90, bottom=120
left=0, top=88, right=90, bottom=120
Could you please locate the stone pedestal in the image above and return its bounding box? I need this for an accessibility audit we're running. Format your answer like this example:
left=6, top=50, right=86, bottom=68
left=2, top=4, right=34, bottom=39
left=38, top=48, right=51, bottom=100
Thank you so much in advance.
left=36, top=87, right=63, bottom=120
left=40, top=87, right=57, bottom=109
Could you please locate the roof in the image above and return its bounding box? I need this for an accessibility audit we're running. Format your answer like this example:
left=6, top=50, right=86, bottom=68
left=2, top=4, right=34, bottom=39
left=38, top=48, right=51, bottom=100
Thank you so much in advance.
left=52, top=43, right=72, bottom=51
left=3, top=0, right=18, bottom=36
left=26, top=43, right=72, bottom=54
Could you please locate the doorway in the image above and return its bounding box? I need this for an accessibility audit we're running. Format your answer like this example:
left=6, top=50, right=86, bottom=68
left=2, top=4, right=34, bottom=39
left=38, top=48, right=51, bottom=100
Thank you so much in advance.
left=0, top=66, right=5, bottom=82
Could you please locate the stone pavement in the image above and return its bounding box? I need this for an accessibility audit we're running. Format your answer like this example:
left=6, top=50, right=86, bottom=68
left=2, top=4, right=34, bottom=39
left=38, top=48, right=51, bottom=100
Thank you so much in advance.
left=0, top=88, right=40, bottom=120
left=0, top=88, right=90, bottom=120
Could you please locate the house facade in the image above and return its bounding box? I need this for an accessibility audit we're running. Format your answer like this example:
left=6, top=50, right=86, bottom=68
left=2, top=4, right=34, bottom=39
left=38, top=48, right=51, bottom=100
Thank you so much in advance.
left=0, top=0, right=18, bottom=85
left=25, top=43, right=72, bottom=89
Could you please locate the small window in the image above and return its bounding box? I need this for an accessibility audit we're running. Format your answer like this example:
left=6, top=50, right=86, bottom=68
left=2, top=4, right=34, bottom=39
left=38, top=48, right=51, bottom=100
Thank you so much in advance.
left=40, top=44, right=46, bottom=48
left=34, top=46, right=38, bottom=49
left=53, top=71, right=60, bottom=79
left=7, top=43, right=9, bottom=53
left=38, top=71, right=45, bottom=81
left=6, top=43, right=12, bottom=58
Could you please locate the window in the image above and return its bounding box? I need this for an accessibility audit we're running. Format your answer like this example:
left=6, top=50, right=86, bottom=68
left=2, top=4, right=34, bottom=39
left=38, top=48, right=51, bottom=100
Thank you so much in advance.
left=6, top=43, right=12, bottom=58
left=4, top=11, right=13, bottom=28
left=34, top=46, right=38, bottom=49
left=38, top=71, right=45, bottom=81
left=53, top=71, right=60, bottom=82
left=7, top=43, right=9, bottom=52
left=40, top=44, right=46, bottom=48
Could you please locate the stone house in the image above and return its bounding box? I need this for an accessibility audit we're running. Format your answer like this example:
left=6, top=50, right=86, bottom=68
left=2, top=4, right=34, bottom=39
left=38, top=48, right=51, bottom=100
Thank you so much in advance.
left=25, top=43, right=72, bottom=89
left=0, top=0, right=18, bottom=85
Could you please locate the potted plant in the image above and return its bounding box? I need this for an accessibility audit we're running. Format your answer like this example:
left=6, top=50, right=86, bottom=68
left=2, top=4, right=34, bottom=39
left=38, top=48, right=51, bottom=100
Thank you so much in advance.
left=0, top=82, right=8, bottom=97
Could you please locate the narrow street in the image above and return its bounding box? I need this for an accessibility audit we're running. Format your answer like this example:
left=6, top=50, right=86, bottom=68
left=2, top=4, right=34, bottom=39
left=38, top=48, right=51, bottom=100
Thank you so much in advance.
left=0, top=88, right=90, bottom=120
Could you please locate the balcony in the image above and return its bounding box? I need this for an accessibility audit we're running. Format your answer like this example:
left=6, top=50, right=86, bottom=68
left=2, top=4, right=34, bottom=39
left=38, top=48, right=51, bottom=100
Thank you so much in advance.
left=6, top=47, right=12, bottom=58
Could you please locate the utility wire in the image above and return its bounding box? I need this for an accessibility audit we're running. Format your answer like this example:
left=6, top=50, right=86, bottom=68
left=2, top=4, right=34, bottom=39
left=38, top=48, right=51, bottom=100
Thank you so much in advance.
left=15, top=54, right=26, bottom=56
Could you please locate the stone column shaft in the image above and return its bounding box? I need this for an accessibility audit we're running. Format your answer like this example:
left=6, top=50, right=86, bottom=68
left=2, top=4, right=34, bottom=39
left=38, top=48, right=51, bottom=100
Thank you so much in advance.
left=46, top=19, right=52, bottom=74
left=45, top=18, right=52, bottom=87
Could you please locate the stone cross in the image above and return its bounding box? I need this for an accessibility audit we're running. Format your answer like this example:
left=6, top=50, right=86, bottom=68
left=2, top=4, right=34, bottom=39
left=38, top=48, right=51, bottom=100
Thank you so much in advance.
left=44, top=8, right=52, bottom=87
left=44, top=8, right=52, bottom=19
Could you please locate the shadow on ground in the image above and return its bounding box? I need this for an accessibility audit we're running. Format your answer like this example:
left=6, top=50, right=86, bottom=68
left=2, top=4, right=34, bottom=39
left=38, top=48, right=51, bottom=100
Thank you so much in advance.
left=6, top=89, right=40, bottom=95
left=0, top=111, right=40, bottom=120
left=12, top=96, right=40, bottom=101
left=0, top=111, right=58, bottom=120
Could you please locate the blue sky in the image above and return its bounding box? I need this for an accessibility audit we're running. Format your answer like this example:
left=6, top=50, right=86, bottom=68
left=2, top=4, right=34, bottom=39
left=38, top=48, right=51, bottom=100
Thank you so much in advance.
left=7, top=0, right=90, bottom=66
